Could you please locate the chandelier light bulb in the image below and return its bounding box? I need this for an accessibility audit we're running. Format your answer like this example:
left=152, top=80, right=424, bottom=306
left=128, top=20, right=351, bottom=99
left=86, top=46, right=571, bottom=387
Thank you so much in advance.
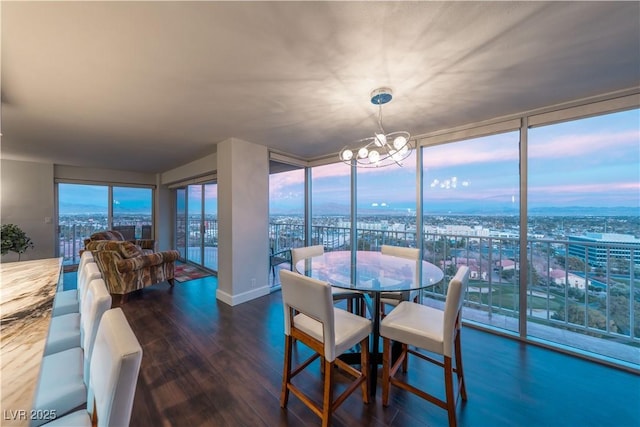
left=374, top=133, right=387, bottom=147
left=358, top=147, right=369, bottom=158
left=341, top=149, right=353, bottom=161
left=398, top=144, right=409, bottom=156
left=368, top=150, right=380, bottom=163
left=393, top=135, right=407, bottom=150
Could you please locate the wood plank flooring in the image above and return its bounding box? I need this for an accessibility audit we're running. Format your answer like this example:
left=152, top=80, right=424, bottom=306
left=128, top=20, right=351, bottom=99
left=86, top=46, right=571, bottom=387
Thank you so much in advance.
left=67, top=272, right=640, bottom=427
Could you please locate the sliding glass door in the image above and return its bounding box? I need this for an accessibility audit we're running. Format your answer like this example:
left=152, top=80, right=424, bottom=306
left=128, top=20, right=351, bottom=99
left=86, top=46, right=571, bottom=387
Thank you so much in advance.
left=421, top=132, right=521, bottom=334
left=175, top=182, right=218, bottom=271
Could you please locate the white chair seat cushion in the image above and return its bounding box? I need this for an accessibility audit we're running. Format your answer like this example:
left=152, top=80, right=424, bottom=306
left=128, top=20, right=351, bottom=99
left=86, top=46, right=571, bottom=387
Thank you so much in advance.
left=31, top=347, right=86, bottom=427
left=52, top=290, right=79, bottom=317
left=380, top=301, right=444, bottom=355
left=294, top=308, right=372, bottom=361
left=44, top=313, right=81, bottom=356
left=38, top=410, right=91, bottom=427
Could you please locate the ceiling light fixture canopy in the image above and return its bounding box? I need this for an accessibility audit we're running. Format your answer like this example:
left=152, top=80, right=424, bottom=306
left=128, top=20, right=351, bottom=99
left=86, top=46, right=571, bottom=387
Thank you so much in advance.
left=339, top=87, right=412, bottom=168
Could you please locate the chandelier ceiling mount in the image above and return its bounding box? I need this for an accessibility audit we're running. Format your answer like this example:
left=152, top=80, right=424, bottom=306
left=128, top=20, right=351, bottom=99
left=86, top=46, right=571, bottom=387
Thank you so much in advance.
left=339, top=87, right=412, bottom=168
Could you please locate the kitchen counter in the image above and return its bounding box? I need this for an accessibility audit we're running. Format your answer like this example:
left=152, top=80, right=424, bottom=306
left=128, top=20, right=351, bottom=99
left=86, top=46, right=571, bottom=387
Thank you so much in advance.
left=1, top=258, right=62, bottom=426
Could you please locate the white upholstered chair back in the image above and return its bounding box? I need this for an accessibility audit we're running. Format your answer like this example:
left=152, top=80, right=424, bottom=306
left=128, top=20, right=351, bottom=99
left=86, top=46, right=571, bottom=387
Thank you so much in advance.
left=88, top=308, right=142, bottom=427
left=81, top=278, right=112, bottom=383
left=381, top=245, right=420, bottom=261
left=77, top=251, right=95, bottom=286
left=291, top=245, right=324, bottom=269
left=78, top=262, right=102, bottom=312
left=442, top=266, right=470, bottom=357
left=280, top=269, right=337, bottom=361
left=380, top=245, right=421, bottom=303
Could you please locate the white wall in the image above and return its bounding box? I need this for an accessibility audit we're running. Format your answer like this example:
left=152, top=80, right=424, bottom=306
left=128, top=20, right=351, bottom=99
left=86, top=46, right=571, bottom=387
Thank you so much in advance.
left=216, top=138, right=269, bottom=306
left=1, top=159, right=55, bottom=262
left=160, top=152, right=217, bottom=186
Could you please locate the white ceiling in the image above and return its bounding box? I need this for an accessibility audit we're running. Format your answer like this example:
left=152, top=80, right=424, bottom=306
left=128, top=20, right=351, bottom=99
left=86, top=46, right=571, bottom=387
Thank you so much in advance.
left=2, top=1, right=639, bottom=173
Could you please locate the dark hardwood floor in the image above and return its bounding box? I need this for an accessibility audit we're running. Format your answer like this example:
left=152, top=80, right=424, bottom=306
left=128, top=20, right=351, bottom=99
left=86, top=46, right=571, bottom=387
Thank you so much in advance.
left=65, top=272, right=640, bottom=427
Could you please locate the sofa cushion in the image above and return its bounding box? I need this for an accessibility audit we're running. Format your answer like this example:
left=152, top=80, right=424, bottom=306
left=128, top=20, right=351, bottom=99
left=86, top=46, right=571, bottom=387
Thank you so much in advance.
left=117, top=241, right=143, bottom=258
left=86, top=240, right=143, bottom=259
left=90, top=230, right=125, bottom=241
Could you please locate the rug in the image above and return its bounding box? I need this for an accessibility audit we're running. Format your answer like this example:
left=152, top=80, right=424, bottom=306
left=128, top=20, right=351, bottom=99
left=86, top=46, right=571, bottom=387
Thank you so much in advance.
left=174, top=263, right=213, bottom=283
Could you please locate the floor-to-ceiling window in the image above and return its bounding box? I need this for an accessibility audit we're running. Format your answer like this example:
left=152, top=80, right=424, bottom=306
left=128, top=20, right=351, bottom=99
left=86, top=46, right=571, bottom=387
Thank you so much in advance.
left=268, top=165, right=305, bottom=286
left=421, top=131, right=521, bottom=334
left=311, top=162, right=351, bottom=251
left=527, top=108, right=640, bottom=361
left=269, top=166, right=305, bottom=251
left=176, top=188, right=187, bottom=259
left=187, top=185, right=203, bottom=264
left=57, top=182, right=153, bottom=265
left=174, top=182, right=217, bottom=270
left=356, top=150, right=417, bottom=251
left=203, top=183, right=218, bottom=271
left=257, top=95, right=639, bottom=370
left=112, top=186, right=153, bottom=238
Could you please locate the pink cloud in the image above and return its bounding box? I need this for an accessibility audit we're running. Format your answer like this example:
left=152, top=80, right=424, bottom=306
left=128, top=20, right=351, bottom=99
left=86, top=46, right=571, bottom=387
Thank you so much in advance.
left=529, top=130, right=639, bottom=158
left=529, top=181, right=640, bottom=194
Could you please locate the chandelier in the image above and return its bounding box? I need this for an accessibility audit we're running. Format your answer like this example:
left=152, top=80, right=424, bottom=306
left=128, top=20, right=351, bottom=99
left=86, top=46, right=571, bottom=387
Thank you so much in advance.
left=339, top=87, right=412, bottom=168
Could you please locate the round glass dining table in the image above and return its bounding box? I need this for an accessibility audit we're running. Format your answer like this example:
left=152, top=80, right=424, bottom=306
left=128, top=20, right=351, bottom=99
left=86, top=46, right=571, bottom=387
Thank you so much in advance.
left=295, top=250, right=444, bottom=396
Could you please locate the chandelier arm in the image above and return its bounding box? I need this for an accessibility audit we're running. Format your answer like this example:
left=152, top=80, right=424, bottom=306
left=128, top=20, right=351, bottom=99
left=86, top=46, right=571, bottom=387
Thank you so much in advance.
left=377, top=102, right=386, bottom=134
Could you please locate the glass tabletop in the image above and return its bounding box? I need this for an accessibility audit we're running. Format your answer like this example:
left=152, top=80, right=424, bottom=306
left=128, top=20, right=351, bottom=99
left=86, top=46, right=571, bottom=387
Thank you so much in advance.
left=295, top=250, right=444, bottom=292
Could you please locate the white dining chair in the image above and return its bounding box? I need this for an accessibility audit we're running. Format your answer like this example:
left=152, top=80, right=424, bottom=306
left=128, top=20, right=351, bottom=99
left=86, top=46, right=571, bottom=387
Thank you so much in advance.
left=292, top=245, right=365, bottom=313
left=51, top=251, right=96, bottom=317
left=380, top=266, right=470, bottom=427
left=31, top=278, right=112, bottom=426
left=279, top=269, right=371, bottom=427
left=39, top=307, right=142, bottom=427
left=44, top=261, right=103, bottom=356
left=380, top=244, right=420, bottom=315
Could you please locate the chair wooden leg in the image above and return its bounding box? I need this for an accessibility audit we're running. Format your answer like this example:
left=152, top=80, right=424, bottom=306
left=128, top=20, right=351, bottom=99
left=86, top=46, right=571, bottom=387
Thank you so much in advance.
left=382, top=337, right=391, bottom=406
left=360, top=337, right=370, bottom=404
left=401, top=343, right=409, bottom=373
left=321, top=358, right=333, bottom=427
left=454, top=330, right=467, bottom=401
left=168, top=278, right=175, bottom=287
left=444, top=356, right=457, bottom=427
left=280, top=335, right=292, bottom=408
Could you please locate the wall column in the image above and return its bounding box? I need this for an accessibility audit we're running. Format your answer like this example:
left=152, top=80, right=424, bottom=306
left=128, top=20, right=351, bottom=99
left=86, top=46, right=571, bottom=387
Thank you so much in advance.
left=216, top=138, right=270, bottom=306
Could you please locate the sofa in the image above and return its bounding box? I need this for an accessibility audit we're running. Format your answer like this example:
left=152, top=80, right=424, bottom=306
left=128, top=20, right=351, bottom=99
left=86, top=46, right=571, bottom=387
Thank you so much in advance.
left=85, top=240, right=180, bottom=304
left=84, top=230, right=156, bottom=254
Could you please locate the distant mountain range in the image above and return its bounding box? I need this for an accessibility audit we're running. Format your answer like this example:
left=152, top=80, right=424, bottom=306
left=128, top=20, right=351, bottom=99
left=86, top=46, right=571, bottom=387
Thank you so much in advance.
left=271, top=204, right=638, bottom=217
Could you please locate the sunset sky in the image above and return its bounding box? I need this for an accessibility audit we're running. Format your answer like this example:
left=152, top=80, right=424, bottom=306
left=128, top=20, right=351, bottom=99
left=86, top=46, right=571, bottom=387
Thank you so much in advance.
left=269, top=108, right=639, bottom=215
left=59, top=109, right=638, bottom=217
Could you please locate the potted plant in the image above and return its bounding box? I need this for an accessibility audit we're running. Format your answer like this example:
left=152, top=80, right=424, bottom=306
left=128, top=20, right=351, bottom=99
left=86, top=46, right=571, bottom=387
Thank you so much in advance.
left=1, top=224, right=34, bottom=261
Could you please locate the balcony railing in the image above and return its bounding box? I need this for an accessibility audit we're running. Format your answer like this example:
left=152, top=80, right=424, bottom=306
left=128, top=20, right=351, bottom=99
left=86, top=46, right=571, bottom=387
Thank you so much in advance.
left=268, top=222, right=639, bottom=367
left=60, top=219, right=638, bottom=367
